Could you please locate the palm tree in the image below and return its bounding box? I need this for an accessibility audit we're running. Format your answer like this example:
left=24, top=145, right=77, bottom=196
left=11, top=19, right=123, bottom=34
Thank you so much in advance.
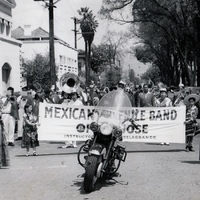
left=78, top=7, right=99, bottom=85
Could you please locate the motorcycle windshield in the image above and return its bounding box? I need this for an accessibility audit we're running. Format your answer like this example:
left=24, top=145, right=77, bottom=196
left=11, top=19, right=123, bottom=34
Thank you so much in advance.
left=94, top=89, right=132, bottom=127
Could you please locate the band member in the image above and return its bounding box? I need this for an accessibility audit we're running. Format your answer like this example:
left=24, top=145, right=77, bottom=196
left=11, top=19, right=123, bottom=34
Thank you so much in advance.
left=155, top=88, right=172, bottom=145
left=62, top=92, right=83, bottom=148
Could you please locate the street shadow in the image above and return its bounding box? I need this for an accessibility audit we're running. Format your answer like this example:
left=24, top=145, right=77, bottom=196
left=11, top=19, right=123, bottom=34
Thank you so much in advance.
left=72, top=173, right=128, bottom=194
left=95, top=173, right=128, bottom=192
left=49, top=141, right=85, bottom=145
left=0, top=167, right=10, bottom=170
left=15, top=149, right=187, bottom=157
left=72, top=173, right=85, bottom=193
left=126, top=149, right=186, bottom=153
left=145, top=143, right=165, bottom=146
left=181, top=161, right=200, bottom=164
left=15, top=152, right=79, bottom=157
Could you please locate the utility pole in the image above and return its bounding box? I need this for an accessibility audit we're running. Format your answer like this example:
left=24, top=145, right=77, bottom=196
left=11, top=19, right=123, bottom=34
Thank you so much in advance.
left=34, top=0, right=57, bottom=90
left=49, top=0, right=56, bottom=89
left=71, top=17, right=78, bottom=49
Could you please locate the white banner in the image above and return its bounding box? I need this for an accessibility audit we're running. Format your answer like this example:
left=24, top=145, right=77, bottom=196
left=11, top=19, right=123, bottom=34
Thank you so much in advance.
left=38, top=103, right=186, bottom=143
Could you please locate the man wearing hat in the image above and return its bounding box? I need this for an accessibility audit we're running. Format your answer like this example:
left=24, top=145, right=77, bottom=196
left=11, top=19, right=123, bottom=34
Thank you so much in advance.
left=118, top=80, right=126, bottom=90
left=155, top=88, right=172, bottom=145
left=1, top=87, right=19, bottom=146
left=155, top=88, right=172, bottom=107
left=118, top=80, right=136, bottom=107
left=173, top=83, right=187, bottom=106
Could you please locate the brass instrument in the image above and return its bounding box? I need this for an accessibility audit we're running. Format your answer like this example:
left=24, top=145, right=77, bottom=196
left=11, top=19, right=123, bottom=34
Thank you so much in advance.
left=59, top=72, right=80, bottom=94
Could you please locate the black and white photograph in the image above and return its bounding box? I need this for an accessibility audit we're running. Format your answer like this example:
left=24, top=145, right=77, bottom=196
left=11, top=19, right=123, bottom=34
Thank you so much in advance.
left=1, top=0, right=200, bottom=199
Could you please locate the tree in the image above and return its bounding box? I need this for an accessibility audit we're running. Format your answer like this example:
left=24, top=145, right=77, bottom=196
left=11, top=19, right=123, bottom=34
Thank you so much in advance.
left=77, top=7, right=99, bottom=85
left=101, top=30, right=126, bottom=65
left=90, top=30, right=126, bottom=77
left=99, top=0, right=200, bottom=87
left=22, top=53, right=53, bottom=91
left=130, top=0, right=198, bottom=86
left=90, top=44, right=109, bottom=73
left=129, top=69, right=135, bottom=83
left=140, top=65, right=161, bottom=85
left=99, top=64, right=121, bottom=88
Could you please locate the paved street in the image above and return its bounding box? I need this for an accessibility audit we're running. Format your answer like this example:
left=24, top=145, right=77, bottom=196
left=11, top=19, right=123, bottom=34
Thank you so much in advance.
left=1, top=134, right=200, bottom=200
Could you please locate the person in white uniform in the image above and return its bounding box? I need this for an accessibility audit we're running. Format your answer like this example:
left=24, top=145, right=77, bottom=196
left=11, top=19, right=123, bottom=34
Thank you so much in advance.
left=155, top=88, right=172, bottom=145
left=62, top=92, right=83, bottom=148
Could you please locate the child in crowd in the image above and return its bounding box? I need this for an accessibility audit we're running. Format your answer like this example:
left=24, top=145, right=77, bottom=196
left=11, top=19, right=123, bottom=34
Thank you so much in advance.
left=184, top=95, right=199, bottom=151
left=21, top=103, right=40, bottom=156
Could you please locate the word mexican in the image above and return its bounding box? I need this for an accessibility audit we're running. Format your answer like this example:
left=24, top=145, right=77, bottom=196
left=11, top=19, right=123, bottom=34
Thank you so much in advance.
left=44, top=106, right=94, bottom=120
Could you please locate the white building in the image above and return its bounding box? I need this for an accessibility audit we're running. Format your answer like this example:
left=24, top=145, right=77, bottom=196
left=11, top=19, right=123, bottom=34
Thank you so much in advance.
left=12, top=25, right=78, bottom=90
left=0, top=0, right=22, bottom=95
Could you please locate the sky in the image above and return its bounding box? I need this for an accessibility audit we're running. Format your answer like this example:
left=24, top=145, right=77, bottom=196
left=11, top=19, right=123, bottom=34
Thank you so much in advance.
left=12, top=0, right=109, bottom=49
left=12, top=0, right=149, bottom=75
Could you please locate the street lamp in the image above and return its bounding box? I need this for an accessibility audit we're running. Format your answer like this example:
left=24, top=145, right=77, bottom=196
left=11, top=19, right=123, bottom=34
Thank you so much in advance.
left=34, top=0, right=58, bottom=90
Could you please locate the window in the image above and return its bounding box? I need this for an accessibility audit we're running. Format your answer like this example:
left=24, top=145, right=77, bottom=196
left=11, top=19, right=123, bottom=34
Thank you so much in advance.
left=60, top=55, right=66, bottom=64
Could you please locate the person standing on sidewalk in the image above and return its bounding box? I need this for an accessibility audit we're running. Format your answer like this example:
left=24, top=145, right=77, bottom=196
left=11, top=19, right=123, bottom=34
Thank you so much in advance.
left=16, top=92, right=27, bottom=141
left=1, top=87, right=19, bottom=146
left=0, top=98, right=10, bottom=168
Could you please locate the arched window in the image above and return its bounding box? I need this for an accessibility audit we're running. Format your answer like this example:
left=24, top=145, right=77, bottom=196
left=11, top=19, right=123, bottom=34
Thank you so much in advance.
left=2, top=63, right=11, bottom=93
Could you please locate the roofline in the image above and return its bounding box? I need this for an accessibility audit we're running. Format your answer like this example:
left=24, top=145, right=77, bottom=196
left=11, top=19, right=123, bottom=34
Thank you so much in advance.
left=1, top=0, right=16, bottom=8
left=17, top=39, right=78, bottom=51
left=58, top=40, right=78, bottom=52
left=0, top=36, right=22, bottom=46
left=13, top=26, right=77, bottom=51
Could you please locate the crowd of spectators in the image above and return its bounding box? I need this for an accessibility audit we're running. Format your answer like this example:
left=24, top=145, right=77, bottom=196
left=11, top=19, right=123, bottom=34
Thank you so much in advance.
left=1, top=80, right=200, bottom=166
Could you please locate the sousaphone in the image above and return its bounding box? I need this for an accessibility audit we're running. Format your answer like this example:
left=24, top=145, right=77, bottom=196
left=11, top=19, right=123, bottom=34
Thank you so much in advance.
left=60, top=72, right=80, bottom=93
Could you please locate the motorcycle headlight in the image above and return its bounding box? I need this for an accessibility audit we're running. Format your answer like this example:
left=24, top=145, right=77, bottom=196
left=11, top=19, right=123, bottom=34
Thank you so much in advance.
left=113, top=128, right=122, bottom=140
left=90, top=122, right=99, bottom=132
left=100, top=122, right=113, bottom=135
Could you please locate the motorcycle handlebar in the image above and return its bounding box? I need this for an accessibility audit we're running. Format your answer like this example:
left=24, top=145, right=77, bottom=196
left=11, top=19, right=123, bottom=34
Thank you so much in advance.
left=129, top=119, right=139, bottom=130
left=122, top=118, right=139, bottom=130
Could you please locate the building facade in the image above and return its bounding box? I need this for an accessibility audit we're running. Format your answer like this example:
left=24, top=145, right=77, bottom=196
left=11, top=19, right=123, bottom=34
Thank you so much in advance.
left=12, top=25, right=78, bottom=90
left=0, top=0, right=22, bottom=95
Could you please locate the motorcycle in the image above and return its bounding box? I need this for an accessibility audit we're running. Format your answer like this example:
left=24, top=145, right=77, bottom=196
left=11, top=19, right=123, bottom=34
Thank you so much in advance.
left=77, top=89, right=138, bottom=192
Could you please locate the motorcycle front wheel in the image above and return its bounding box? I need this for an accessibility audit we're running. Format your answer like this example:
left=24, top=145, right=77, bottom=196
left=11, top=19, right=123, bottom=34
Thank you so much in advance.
left=77, top=144, right=89, bottom=167
left=84, top=155, right=99, bottom=192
